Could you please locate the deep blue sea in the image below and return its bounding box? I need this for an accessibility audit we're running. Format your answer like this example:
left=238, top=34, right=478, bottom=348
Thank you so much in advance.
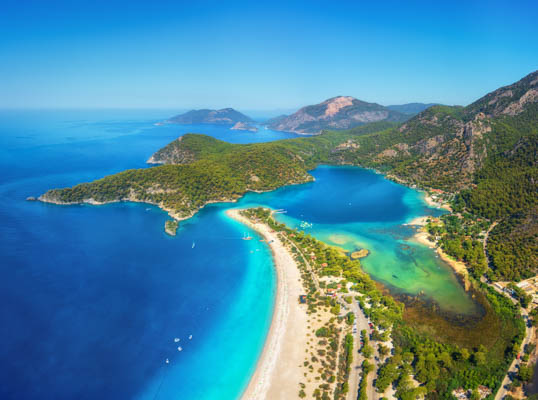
left=0, top=110, right=476, bottom=399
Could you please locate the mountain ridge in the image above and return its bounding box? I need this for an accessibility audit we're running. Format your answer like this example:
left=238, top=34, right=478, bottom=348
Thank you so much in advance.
left=266, top=96, right=409, bottom=134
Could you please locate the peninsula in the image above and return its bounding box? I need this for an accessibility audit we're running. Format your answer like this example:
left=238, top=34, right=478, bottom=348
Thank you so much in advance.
left=228, top=207, right=401, bottom=400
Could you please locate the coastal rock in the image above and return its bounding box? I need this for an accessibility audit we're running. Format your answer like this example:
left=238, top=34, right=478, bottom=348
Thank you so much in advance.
left=230, top=121, right=258, bottom=132
left=164, top=220, right=179, bottom=236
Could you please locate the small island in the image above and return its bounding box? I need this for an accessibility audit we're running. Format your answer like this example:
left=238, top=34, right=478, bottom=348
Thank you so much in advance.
left=164, top=219, right=179, bottom=236
left=230, top=121, right=258, bottom=132
left=350, top=248, right=369, bottom=259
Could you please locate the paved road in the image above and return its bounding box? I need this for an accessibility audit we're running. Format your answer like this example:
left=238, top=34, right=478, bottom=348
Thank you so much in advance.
left=341, top=298, right=379, bottom=400
left=344, top=299, right=370, bottom=400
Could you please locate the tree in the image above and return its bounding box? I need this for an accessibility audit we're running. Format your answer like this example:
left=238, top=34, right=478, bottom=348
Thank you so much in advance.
left=362, top=345, right=374, bottom=359
left=473, top=351, right=486, bottom=366
left=470, top=389, right=481, bottom=400
left=519, top=363, right=535, bottom=382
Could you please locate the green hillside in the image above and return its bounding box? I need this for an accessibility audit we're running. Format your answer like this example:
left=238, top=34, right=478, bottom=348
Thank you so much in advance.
left=41, top=71, right=537, bottom=280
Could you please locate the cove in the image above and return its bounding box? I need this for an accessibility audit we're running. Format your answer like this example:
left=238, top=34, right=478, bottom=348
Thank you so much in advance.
left=227, top=165, right=478, bottom=316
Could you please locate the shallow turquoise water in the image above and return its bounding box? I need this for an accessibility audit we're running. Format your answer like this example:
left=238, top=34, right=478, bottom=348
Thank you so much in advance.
left=229, top=166, right=478, bottom=315
left=0, top=110, right=476, bottom=400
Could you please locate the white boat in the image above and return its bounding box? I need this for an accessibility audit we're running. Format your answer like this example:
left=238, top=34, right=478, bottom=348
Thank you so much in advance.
left=177, top=346, right=183, bottom=351
left=174, top=338, right=180, bottom=343
left=192, top=241, right=195, bottom=248
left=189, top=335, right=192, bottom=340
left=165, top=358, right=169, bottom=364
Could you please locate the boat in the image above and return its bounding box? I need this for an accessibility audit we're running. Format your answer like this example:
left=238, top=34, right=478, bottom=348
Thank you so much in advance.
left=174, top=338, right=180, bottom=343
left=165, top=358, right=169, bottom=364
left=177, top=346, right=183, bottom=351
left=299, top=221, right=313, bottom=229
left=192, top=241, right=195, bottom=248
left=242, top=232, right=252, bottom=241
left=189, top=335, right=192, bottom=340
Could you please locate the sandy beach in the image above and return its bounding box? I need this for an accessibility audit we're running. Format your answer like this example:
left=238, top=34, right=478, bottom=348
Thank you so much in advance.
left=226, top=209, right=309, bottom=400
left=423, top=192, right=452, bottom=211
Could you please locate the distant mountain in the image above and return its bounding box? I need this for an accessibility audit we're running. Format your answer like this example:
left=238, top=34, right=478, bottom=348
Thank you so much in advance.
left=266, top=96, right=408, bottom=135
left=166, top=108, right=253, bottom=125
left=386, top=103, right=438, bottom=115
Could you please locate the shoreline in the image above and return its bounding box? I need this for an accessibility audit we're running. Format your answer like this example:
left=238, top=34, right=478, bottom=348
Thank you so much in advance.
left=226, top=209, right=309, bottom=400
left=36, top=177, right=314, bottom=223
left=422, top=192, right=452, bottom=212
left=411, top=226, right=471, bottom=291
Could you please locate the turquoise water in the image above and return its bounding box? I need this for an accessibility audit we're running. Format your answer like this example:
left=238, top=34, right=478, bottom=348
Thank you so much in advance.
left=229, top=166, right=478, bottom=315
left=0, top=110, right=291, bottom=400
left=0, top=110, right=476, bottom=400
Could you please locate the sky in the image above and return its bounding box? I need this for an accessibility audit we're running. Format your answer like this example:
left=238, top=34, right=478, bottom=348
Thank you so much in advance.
left=0, top=0, right=537, bottom=111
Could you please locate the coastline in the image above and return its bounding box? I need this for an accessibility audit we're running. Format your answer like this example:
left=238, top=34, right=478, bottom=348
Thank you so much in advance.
left=226, top=209, right=309, bottom=400
left=37, top=177, right=314, bottom=224
left=422, top=192, right=452, bottom=212
left=411, top=226, right=471, bottom=291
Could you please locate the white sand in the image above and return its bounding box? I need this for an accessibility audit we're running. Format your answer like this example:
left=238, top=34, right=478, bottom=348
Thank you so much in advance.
left=226, top=209, right=308, bottom=400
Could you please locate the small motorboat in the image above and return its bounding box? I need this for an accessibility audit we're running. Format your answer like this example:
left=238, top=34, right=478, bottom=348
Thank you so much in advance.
left=177, top=346, right=183, bottom=352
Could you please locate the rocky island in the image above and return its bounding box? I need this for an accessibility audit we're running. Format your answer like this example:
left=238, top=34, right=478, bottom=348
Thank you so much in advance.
left=164, top=219, right=179, bottom=236
left=163, top=108, right=254, bottom=126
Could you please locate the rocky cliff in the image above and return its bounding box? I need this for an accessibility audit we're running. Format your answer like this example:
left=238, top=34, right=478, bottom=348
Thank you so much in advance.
left=267, top=96, right=408, bottom=134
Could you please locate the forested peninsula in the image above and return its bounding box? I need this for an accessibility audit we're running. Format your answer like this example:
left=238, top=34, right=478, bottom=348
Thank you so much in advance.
left=41, top=71, right=537, bottom=282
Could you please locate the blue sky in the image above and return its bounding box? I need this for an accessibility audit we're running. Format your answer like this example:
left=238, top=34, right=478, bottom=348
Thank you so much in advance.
left=1, top=0, right=537, bottom=110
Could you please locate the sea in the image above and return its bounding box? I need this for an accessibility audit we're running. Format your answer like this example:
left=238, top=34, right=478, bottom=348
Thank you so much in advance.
left=0, top=109, right=477, bottom=400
